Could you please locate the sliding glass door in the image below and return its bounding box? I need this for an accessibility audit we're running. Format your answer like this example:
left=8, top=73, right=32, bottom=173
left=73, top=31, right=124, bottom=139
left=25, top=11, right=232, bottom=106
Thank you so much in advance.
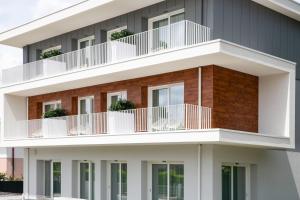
left=151, top=163, right=184, bottom=200
left=222, top=165, right=250, bottom=200
left=110, top=163, right=127, bottom=200
left=44, top=161, right=61, bottom=198
left=78, top=96, right=94, bottom=134
left=79, top=161, right=95, bottom=200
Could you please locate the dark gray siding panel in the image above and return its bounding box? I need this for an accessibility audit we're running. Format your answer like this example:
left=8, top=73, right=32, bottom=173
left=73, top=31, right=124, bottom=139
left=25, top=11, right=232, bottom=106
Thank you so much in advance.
left=212, top=0, right=300, bottom=78
left=26, top=0, right=204, bottom=63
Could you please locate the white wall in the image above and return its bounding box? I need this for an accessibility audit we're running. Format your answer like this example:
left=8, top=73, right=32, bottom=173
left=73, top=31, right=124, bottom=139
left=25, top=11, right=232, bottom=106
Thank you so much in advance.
left=26, top=145, right=199, bottom=200
left=259, top=72, right=294, bottom=138
left=210, top=145, right=300, bottom=200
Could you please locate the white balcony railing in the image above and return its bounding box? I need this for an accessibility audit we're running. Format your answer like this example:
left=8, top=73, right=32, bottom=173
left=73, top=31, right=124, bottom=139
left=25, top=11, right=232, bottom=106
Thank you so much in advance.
left=5, top=104, right=211, bottom=140
left=1, top=20, right=211, bottom=85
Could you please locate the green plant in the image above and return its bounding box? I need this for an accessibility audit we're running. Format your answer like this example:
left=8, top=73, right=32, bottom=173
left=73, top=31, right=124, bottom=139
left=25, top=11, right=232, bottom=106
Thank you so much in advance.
left=110, top=29, right=134, bottom=41
left=43, top=108, right=67, bottom=118
left=109, top=99, right=135, bottom=111
left=40, top=49, right=62, bottom=59
left=0, top=172, right=7, bottom=181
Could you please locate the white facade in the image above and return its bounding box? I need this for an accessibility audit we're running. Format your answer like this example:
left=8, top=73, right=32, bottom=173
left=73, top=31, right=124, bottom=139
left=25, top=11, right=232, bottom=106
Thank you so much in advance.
left=0, top=0, right=299, bottom=199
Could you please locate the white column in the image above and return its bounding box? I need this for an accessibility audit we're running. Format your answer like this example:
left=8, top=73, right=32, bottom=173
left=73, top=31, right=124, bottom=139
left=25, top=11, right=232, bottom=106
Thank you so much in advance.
left=201, top=145, right=214, bottom=200
left=127, top=160, right=142, bottom=200
left=61, top=159, right=72, bottom=197
left=23, top=148, right=29, bottom=197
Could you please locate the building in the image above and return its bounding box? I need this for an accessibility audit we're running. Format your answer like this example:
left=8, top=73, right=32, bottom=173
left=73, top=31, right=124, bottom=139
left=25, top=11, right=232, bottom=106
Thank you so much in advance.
left=0, top=147, right=23, bottom=179
left=0, top=0, right=299, bottom=199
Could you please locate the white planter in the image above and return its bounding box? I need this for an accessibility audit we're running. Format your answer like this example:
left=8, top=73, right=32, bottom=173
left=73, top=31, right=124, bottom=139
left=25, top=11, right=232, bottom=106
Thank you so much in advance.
left=108, top=112, right=135, bottom=134
left=108, top=41, right=136, bottom=62
left=42, top=118, right=67, bottom=138
left=41, top=59, right=67, bottom=76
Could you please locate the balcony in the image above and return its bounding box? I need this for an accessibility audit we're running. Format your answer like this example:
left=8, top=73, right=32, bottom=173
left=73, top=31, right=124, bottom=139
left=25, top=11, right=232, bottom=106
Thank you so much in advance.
left=1, top=20, right=211, bottom=86
left=4, top=104, right=211, bottom=140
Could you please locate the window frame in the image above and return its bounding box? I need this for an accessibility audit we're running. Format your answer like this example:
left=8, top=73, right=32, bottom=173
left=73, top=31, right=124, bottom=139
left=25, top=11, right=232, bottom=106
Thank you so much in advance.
left=221, top=163, right=251, bottom=200
left=78, top=96, right=95, bottom=115
left=107, top=91, right=127, bottom=109
left=78, top=35, right=96, bottom=50
left=147, top=161, right=184, bottom=200
left=148, top=82, right=184, bottom=108
left=148, top=9, right=185, bottom=30
left=107, top=26, right=128, bottom=41
left=42, top=100, right=62, bottom=113
left=107, top=161, right=128, bottom=200
left=78, top=160, right=95, bottom=200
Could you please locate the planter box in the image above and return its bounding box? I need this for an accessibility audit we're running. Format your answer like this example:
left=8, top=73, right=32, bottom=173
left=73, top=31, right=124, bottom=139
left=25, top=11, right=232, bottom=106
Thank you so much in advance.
left=40, top=60, right=67, bottom=76
left=42, top=118, right=67, bottom=138
left=0, top=181, right=23, bottom=193
left=108, top=41, right=136, bottom=62
left=108, top=112, right=135, bottom=134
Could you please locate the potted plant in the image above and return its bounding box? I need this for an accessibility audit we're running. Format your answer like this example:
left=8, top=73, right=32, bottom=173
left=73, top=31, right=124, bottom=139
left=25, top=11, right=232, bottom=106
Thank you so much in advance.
left=108, top=99, right=135, bottom=134
left=39, top=49, right=67, bottom=77
left=42, top=108, right=68, bottom=138
left=108, top=29, right=136, bottom=62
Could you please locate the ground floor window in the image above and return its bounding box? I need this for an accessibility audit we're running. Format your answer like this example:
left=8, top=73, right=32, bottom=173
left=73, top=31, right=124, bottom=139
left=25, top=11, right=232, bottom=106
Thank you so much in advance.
left=38, top=160, right=61, bottom=198
left=222, top=164, right=250, bottom=200
left=79, top=161, right=95, bottom=200
left=109, top=162, right=127, bottom=200
left=150, top=163, right=184, bottom=200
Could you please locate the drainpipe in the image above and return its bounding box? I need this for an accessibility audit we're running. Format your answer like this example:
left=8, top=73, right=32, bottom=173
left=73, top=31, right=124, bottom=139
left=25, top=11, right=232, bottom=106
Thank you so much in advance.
left=12, top=147, right=15, bottom=179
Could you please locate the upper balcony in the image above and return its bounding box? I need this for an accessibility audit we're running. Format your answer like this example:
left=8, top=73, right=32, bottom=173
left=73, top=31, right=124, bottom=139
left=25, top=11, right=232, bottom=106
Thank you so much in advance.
left=1, top=20, right=211, bottom=86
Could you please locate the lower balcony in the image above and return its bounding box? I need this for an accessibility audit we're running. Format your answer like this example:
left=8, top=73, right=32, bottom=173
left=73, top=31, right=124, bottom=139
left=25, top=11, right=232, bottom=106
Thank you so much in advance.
left=6, top=104, right=211, bottom=139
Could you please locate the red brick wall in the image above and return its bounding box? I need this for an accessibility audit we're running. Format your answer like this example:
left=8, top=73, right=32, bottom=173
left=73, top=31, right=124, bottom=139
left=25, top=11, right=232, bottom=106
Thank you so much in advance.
left=28, top=68, right=199, bottom=119
left=201, top=65, right=258, bottom=132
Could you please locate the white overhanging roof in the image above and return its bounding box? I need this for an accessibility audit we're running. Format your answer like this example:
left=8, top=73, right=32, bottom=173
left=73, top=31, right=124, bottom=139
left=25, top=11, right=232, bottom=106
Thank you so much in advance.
left=0, top=0, right=163, bottom=47
left=0, top=0, right=299, bottom=47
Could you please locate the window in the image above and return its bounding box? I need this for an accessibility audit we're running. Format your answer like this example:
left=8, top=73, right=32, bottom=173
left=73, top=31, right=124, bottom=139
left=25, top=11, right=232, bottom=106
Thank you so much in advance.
left=109, top=162, right=127, bottom=200
left=43, top=101, right=61, bottom=113
left=42, top=161, right=61, bottom=198
left=78, top=96, right=94, bottom=134
left=107, top=26, right=128, bottom=41
left=150, top=163, right=184, bottom=200
left=222, top=164, right=250, bottom=200
left=148, top=83, right=184, bottom=131
left=148, top=9, right=185, bottom=51
left=42, top=45, right=62, bottom=54
left=79, top=161, right=95, bottom=200
left=78, top=36, right=96, bottom=67
left=107, top=91, right=127, bottom=109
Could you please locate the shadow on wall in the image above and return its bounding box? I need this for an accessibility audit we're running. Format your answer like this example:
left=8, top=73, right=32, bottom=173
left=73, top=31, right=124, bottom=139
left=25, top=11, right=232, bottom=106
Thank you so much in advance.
left=257, top=80, right=300, bottom=200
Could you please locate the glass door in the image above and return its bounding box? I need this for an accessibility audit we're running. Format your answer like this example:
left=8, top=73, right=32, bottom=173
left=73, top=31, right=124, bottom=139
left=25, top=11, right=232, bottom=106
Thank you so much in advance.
left=110, top=162, right=127, bottom=200
left=44, top=161, right=62, bottom=198
left=78, top=96, right=94, bottom=134
left=78, top=36, right=96, bottom=67
left=151, top=163, right=184, bottom=200
left=222, top=165, right=250, bottom=200
left=149, top=84, right=184, bottom=131
left=107, top=91, right=127, bottom=110
left=149, top=9, right=185, bottom=51
left=79, top=161, right=95, bottom=200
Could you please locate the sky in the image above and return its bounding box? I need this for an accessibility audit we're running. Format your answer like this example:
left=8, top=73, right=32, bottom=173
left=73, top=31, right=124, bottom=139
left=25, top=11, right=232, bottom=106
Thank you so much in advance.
left=0, top=0, right=84, bottom=70
left=0, top=0, right=300, bottom=70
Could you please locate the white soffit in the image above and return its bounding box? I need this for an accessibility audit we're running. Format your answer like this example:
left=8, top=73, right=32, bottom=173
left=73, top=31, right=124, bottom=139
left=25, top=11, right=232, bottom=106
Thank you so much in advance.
left=0, top=0, right=163, bottom=47
left=252, top=0, right=300, bottom=21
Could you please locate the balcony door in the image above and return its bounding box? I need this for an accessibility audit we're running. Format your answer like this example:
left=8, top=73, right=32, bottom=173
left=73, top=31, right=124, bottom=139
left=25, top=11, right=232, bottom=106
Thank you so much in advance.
left=222, top=164, right=250, bottom=200
left=148, top=83, right=184, bottom=131
left=108, top=162, right=127, bottom=200
left=43, top=161, right=61, bottom=198
left=149, top=163, right=184, bottom=200
left=148, top=9, right=185, bottom=52
left=78, top=161, right=95, bottom=200
left=78, top=36, right=95, bottom=67
left=78, top=96, right=94, bottom=134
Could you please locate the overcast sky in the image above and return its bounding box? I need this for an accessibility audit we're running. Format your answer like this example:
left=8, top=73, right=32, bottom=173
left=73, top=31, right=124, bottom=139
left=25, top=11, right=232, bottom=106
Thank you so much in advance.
left=0, top=0, right=84, bottom=70
left=0, top=0, right=300, bottom=70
